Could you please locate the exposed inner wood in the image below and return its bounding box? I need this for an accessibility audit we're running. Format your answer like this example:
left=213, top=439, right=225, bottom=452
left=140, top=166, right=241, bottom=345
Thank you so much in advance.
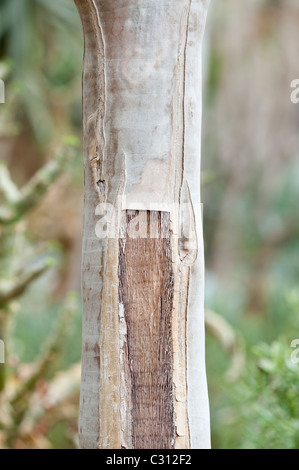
left=118, top=210, right=175, bottom=449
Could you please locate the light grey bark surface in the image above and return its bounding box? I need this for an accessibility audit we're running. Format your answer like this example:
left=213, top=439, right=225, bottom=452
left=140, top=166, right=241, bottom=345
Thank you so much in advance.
left=75, top=0, right=211, bottom=449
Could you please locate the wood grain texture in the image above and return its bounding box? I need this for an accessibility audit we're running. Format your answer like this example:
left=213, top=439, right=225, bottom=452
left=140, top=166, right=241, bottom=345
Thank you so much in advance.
left=119, top=211, right=175, bottom=449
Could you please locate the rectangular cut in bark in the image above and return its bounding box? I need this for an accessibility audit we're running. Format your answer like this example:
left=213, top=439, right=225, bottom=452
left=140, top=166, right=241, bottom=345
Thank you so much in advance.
left=74, top=0, right=211, bottom=449
left=119, top=210, right=175, bottom=449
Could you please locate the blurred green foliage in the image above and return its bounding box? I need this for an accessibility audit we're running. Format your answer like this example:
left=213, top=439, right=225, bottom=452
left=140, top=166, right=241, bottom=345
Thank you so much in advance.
left=0, top=0, right=82, bottom=143
left=0, top=139, right=81, bottom=448
left=202, top=0, right=299, bottom=449
left=206, top=292, right=299, bottom=449
left=238, top=339, right=299, bottom=449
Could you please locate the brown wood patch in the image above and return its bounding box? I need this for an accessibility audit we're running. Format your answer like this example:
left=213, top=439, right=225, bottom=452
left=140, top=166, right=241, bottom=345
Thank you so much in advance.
left=118, top=210, right=175, bottom=449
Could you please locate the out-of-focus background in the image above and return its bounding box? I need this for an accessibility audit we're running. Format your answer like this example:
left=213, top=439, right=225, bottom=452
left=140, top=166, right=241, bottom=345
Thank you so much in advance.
left=0, top=0, right=298, bottom=449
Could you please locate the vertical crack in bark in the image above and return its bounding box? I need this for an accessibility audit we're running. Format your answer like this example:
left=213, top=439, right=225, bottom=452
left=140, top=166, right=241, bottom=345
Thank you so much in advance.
left=74, top=0, right=107, bottom=449
left=168, top=0, right=193, bottom=448
left=119, top=211, right=175, bottom=449
left=180, top=0, right=192, bottom=198
left=89, top=0, right=107, bottom=192
left=77, top=0, right=107, bottom=199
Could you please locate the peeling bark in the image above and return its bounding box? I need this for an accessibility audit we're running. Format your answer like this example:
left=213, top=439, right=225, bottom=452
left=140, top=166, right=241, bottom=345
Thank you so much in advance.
left=75, top=0, right=211, bottom=449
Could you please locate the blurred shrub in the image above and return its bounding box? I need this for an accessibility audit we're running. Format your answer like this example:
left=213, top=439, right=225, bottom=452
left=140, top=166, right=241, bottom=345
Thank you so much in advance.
left=0, top=0, right=82, bottom=144
left=236, top=339, right=299, bottom=449
left=207, top=289, right=299, bottom=449
left=0, top=139, right=81, bottom=449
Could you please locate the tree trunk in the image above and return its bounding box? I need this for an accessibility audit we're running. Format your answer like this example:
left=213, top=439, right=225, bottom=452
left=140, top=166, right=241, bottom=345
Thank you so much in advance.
left=74, top=0, right=210, bottom=449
